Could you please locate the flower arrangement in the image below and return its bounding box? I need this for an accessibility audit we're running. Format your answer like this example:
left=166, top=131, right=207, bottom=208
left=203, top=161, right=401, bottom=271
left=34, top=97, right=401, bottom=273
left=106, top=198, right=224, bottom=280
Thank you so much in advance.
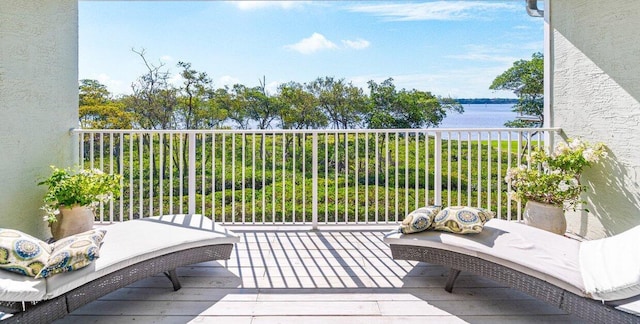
left=505, top=138, right=607, bottom=211
left=39, top=166, right=121, bottom=223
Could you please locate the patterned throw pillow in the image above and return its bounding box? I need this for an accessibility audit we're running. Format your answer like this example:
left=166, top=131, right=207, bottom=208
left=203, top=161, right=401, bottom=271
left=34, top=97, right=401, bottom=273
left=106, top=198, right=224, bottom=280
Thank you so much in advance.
left=0, top=229, right=52, bottom=277
left=400, top=206, right=441, bottom=234
left=432, top=206, right=495, bottom=234
left=36, top=229, right=106, bottom=278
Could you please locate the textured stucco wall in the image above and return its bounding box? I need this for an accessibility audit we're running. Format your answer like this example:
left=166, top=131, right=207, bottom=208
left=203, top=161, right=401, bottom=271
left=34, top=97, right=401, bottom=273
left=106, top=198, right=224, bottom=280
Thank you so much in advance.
left=0, top=1, right=78, bottom=237
left=550, top=0, right=640, bottom=238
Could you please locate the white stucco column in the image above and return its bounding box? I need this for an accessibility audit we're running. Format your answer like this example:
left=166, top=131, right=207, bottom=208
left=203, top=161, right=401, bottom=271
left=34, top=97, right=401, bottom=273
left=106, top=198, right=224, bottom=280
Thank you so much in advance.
left=0, top=0, right=78, bottom=237
left=550, top=0, right=640, bottom=238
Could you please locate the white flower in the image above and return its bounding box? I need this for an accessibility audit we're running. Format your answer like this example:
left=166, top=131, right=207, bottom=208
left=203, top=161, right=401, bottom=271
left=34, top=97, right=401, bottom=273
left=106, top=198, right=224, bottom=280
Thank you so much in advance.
left=554, top=142, right=569, bottom=155
left=570, top=178, right=579, bottom=186
left=558, top=181, right=569, bottom=192
left=551, top=169, right=561, bottom=175
left=542, top=162, right=549, bottom=170
left=569, top=138, right=582, bottom=150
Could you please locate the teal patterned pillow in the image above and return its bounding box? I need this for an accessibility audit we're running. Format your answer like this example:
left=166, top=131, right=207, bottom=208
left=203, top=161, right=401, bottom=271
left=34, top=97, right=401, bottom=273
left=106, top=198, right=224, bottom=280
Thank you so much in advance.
left=400, top=206, right=441, bottom=234
left=36, top=229, right=106, bottom=278
left=0, top=229, right=51, bottom=277
left=432, top=206, right=495, bottom=234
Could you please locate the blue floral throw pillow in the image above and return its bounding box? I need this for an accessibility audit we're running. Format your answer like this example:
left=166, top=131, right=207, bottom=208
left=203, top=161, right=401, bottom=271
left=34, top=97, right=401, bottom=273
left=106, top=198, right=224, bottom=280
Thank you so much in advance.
left=400, top=206, right=441, bottom=234
left=0, top=229, right=52, bottom=277
left=36, top=229, right=106, bottom=279
left=432, top=206, right=495, bottom=234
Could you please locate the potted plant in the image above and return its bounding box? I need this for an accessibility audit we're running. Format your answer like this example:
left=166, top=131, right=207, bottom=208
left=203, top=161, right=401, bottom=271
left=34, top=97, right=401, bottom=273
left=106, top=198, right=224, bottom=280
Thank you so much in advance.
left=504, top=138, right=607, bottom=234
left=39, top=166, right=121, bottom=240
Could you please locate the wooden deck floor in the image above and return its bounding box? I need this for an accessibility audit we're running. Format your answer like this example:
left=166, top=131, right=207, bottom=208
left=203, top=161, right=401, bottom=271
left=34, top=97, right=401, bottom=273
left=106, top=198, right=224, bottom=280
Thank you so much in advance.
left=55, top=225, right=584, bottom=324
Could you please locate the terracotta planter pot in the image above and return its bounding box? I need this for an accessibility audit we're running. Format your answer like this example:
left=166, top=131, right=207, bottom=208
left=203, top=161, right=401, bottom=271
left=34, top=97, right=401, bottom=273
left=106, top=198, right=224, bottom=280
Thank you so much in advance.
left=50, top=205, right=95, bottom=240
left=523, top=201, right=566, bottom=235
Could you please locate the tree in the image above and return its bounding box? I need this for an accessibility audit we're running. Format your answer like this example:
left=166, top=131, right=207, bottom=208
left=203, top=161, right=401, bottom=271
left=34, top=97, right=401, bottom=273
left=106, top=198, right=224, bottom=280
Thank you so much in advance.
left=490, top=52, right=544, bottom=127
left=244, top=77, right=281, bottom=130
left=277, top=81, right=326, bottom=130
left=366, top=78, right=463, bottom=129
left=125, top=48, right=179, bottom=129
left=176, top=61, right=226, bottom=129
left=79, top=79, right=132, bottom=129
left=307, top=77, right=367, bottom=129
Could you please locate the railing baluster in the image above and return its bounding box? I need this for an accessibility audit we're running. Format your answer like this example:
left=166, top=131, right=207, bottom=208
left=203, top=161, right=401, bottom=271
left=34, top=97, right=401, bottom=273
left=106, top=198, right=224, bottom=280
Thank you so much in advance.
left=487, top=132, right=492, bottom=210
left=447, top=132, right=452, bottom=207
left=394, top=133, right=399, bottom=222
left=232, top=133, right=236, bottom=223
left=365, top=132, right=370, bottom=223
left=201, top=134, right=206, bottom=215
left=169, top=133, right=174, bottom=215
left=252, top=133, right=256, bottom=224
left=434, top=132, right=442, bottom=206
left=149, top=133, right=154, bottom=217
left=212, top=134, right=216, bottom=220
left=312, top=133, right=318, bottom=230
left=281, top=133, right=286, bottom=224
left=221, top=134, right=226, bottom=223
left=355, top=131, right=359, bottom=223
left=242, top=133, right=246, bottom=223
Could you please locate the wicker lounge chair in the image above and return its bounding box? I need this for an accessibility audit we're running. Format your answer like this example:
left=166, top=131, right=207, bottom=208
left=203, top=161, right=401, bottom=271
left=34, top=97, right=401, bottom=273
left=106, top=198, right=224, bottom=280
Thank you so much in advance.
left=0, top=214, right=239, bottom=323
left=384, top=218, right=640, bottom=324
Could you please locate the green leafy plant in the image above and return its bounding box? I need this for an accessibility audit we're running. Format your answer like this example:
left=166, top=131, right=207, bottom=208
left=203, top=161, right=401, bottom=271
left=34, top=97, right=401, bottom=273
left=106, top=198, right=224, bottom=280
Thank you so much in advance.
left=39, top=166, right=121, bottom=223
left=505, top=138, right=607, bottom=211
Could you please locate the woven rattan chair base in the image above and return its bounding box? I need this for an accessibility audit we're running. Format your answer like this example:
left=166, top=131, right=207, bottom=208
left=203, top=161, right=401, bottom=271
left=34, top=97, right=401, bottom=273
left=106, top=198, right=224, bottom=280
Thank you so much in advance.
left=3, top=243, right=234, bottom=324
left=389, top=244, right=640, bottom=324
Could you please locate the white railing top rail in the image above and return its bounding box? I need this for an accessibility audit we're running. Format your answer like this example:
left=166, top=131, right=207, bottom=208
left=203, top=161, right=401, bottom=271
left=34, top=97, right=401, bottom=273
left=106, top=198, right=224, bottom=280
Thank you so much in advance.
left=71, top=127, right=562, bottom=135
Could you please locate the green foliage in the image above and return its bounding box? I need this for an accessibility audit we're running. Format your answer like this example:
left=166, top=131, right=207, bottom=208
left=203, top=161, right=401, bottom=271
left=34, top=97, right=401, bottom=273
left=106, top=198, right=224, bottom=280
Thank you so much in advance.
left=38, top=166, right=121, bottom=222
left=83, top=132, right=534, bottom=222
left=490, top=52, right=544, bottom=127
left=79, top=79, right=133, bottom=129
left=307, top=77, right=367, bottom=129
left=505, top=138, right=607, bottom=210
left=366, top=78, right=463, bottom=129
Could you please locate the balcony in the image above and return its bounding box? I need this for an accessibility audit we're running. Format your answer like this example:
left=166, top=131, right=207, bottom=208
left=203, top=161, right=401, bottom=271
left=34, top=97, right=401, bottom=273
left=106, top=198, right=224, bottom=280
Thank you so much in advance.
left=38, top=127, right=587, bottom=322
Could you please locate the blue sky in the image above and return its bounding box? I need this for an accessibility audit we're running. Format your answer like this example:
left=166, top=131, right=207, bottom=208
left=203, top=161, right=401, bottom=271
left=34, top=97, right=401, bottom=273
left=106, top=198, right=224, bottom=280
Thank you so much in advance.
left=79, top=1, right=543, bottom=99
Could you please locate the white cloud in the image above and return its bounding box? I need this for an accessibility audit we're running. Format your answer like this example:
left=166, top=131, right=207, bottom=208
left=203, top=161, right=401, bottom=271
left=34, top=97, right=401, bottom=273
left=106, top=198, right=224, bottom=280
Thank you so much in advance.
left=446, top=53, right=519, bottom=64
left=342, top=38, right=370, bottom=50
left=446, top=44, right=536, bottom=65
left=285, top=33, right=338, bottom=54
left=233, top=1, right=309, bottom=10
left=349, top=1, right=517, bottom=21
left=348, top=65, right=514, bottom=99
left=168, top=73, right=183, bottom=88
left=94, top=73, right=128, bottom=96
left=160, top=55, right=173, bottom=63
left=217, top=75, right=241, bottom=87
left=263, top=80, right=281, bottom=95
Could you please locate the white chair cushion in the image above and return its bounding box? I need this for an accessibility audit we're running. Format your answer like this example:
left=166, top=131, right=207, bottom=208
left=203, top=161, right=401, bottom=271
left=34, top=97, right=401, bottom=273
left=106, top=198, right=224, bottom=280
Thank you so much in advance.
left=384, top=218, right=585, bottom=297
left=579, top=224, right=640, bottom=301
left=0, top=270, right=47, bottom=302
left=44, top=214, right=239, bottom=299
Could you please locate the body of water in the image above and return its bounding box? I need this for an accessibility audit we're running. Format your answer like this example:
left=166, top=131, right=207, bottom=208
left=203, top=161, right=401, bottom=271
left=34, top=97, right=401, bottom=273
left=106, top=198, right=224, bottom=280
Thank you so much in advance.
left=438, top=104, right=517, bottom=129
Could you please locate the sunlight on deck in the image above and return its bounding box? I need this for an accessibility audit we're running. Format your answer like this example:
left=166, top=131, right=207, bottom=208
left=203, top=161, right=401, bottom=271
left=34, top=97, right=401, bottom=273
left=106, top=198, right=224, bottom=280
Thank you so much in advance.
left=55, top=226, right=583, bottom=323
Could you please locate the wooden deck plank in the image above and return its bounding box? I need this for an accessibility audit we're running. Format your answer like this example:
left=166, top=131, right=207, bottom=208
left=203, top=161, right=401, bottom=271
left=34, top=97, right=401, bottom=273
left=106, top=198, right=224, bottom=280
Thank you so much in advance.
left=55, top=227, right=586, bottom=323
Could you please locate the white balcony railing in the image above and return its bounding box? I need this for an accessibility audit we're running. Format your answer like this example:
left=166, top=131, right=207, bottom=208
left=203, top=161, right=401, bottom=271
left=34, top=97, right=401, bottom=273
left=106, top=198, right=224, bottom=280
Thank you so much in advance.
left=72, top=128, right=559, bottom=227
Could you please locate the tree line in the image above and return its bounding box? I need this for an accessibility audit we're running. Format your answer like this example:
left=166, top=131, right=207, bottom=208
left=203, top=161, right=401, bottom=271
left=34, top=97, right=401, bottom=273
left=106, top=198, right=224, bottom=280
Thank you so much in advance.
left=80, top=50, right=543, bottom=130
left=80, top=50, right=464, bottom=130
